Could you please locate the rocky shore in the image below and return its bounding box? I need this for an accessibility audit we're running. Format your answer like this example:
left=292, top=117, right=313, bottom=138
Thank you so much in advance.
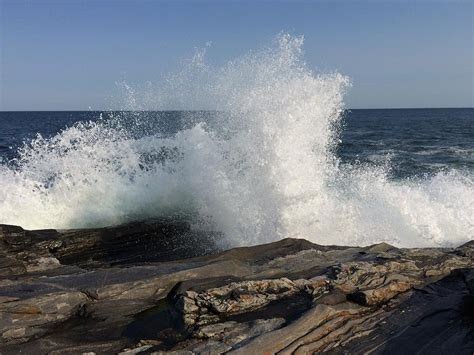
left=0, top=221, right=472, bottom=354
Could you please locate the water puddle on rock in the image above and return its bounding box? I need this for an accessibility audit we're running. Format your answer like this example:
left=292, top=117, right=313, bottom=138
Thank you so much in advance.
left=123, top=291, right=313, bottom=350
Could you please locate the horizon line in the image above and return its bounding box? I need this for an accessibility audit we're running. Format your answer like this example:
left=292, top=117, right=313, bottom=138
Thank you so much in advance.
left=1, top=107, right=473, bottom=113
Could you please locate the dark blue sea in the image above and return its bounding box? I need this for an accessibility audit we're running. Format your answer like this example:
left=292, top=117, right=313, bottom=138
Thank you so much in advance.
left=0, top=108, right=472, bottom=248
left=1, top=109, right=472, bottom=179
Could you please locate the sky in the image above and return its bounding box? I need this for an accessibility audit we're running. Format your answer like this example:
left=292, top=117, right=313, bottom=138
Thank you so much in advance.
left=0, top=0, right=472, bottom=110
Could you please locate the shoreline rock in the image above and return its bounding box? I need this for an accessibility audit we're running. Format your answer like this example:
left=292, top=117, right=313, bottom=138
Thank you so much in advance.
left=0, top=221, right=472, bottom=354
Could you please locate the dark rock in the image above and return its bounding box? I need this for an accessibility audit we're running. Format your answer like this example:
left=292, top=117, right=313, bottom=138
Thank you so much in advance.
left=460, top=268, right=474, bottom=295
left=0, top=225, right=30, bottom=247
left=0, top=219, right=224, bottom=276
left=456, top=240, right=474, bottom=259
left=0, top=221, right=471, bottom=354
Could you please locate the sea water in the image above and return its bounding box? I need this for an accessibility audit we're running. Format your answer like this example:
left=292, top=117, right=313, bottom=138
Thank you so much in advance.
left=0, top=35, right=472, bottom=248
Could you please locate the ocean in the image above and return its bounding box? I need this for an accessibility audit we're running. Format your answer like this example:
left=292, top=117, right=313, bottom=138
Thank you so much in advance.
left=1, top=109, right=472, bottom=179
left=0, top=36, right=472, bottom=248
left=0, top=108, right=472, bottom=249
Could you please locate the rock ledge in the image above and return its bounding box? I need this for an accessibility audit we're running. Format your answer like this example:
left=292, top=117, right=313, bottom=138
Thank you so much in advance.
left=0, top=222, right=472, bottom=354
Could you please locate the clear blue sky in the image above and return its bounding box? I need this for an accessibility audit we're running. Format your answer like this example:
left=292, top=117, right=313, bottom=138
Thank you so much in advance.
left=1, top=0, right=472, bottom=110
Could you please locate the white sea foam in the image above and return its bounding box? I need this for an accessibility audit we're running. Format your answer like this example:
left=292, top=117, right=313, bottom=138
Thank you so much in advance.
left=0, top=34, right=472, bottom=247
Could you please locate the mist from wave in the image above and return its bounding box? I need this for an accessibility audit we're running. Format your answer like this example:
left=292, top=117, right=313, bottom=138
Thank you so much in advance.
left=0, top=34, right=472, bottom=248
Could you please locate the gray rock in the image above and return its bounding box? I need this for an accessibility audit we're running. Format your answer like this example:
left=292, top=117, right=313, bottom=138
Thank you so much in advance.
left=0, top=221, right=471, bottom=354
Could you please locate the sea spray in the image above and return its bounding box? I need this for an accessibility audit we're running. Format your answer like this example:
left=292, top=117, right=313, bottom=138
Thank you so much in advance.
left=0, top=34, right=472, bottom=247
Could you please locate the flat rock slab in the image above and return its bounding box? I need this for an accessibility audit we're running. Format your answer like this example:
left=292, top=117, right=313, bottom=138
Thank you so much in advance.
left=0, top=221, right=472, bottom=354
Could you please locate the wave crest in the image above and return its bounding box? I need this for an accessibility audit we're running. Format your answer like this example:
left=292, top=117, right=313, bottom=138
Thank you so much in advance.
left=0, top=34, right=472, bottom=248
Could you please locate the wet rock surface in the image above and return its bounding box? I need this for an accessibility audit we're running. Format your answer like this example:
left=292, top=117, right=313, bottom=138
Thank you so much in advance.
left=0, top=221, right=472, bottom=354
